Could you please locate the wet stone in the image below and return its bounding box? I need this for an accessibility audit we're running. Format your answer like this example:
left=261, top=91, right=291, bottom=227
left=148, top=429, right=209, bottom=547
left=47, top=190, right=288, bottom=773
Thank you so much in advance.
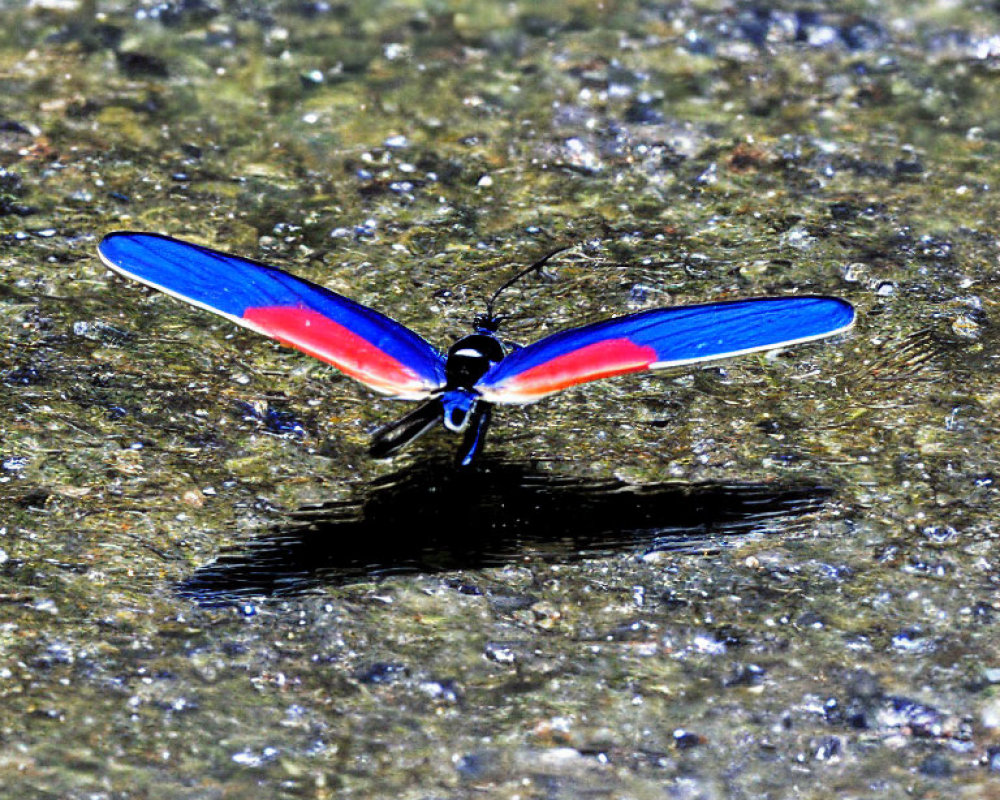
left=604, top=619, right=658, bottom=641
left=813, top=736, right=842, bottom=761
left=918, top=753, right=953, bottom=778
left=723, top=662, right=766, bottom=688
left=487, top=594, right=537, bottom=614
left=418, top=677, right=462, bottom=704
left=877, top=696, right=947, bottom=738
left=115, top=51, right=170, bottom=78
left=673, top=729, right=703, bottom=750
left=3, top=366, right=44, bottom=386
left=483, top=642, right=519, bottom=664
left=353, top=662, right=409, bottom=685
left=455, top=749, right=507, bottom=782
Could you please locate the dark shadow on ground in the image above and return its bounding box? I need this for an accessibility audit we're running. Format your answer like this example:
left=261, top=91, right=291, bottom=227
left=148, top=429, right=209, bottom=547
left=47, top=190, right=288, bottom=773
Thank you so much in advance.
left=178, top=457, right=833, bottom=605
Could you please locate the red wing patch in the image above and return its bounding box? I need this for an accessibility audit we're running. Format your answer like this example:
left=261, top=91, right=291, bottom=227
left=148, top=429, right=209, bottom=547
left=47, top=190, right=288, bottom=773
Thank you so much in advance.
left=243, top=306, right=433, bottom=396
left=485, top=338, right=657, bottom=401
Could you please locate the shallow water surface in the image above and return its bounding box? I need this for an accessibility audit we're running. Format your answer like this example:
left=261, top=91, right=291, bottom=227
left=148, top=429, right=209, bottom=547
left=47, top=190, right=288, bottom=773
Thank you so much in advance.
left=2, top=0, right=1000, bottom=797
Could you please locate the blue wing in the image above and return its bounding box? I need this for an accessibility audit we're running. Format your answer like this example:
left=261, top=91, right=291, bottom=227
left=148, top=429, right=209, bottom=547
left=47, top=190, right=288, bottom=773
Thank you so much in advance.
left=98, top=232, right=446, bottom=398
left=476, top=296, right=855, bottom=403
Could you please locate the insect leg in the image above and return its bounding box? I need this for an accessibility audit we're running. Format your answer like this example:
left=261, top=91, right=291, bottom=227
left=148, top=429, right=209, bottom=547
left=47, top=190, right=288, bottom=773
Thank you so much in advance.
left=456, top=403, right=493, bottom=467
left=369, top=398, right=444, bottom=458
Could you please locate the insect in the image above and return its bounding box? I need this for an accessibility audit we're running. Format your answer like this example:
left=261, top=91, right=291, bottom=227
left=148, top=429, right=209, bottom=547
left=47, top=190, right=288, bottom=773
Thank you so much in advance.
left=98, top=233, right=855, bottom=466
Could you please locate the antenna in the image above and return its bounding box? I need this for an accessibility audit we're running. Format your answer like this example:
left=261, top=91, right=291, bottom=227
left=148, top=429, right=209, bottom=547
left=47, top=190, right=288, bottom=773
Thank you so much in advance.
left=479, top=245, right=572, bottom=330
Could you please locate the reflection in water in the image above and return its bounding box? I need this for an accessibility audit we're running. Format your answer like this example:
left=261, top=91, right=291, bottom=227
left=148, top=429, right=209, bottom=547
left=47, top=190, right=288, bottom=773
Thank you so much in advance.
left=179, top=458, right=832, bottom=605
